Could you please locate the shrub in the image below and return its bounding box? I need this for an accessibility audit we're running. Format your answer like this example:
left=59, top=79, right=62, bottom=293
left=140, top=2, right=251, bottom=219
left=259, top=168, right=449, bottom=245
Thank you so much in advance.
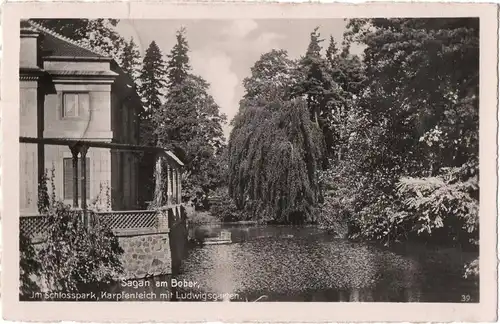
left=89, top=182, right=112, bottom=212
left=36, top=203, right=124, bottom=294
left=19, top=231, right=41, bottom=299
left=396, top=162, right=479, bottom=244
left=464, top=258, right=479, bottom=279
left=208, top=187, right=244, bottom=222
left=20, top=170, right=124, bottom=297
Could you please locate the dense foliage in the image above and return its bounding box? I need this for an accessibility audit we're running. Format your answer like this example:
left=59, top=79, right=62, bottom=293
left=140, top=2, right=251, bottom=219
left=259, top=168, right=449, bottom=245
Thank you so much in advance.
left=338, top=18, right=479, bottom=246
left=19, top=231, right=41, bottom=298
left=208, top=187, right=243, bottom=222
left=37, top=202, right=123, bottom=294
left=20, top=172, right=124, bottom=298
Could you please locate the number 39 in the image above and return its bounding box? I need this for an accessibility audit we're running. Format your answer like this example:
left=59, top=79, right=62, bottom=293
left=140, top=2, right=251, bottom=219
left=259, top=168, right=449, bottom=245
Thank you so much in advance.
left=461, top=294, right=471, bottom=302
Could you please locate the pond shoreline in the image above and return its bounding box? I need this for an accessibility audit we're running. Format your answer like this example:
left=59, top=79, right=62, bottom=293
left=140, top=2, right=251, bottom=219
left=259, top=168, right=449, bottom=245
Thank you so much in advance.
left=189, top=210, right=477, bottom=247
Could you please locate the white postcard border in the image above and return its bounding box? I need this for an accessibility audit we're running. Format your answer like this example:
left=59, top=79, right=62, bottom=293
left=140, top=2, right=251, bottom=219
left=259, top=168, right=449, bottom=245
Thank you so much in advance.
left=1, top=2, right=498, bottom=322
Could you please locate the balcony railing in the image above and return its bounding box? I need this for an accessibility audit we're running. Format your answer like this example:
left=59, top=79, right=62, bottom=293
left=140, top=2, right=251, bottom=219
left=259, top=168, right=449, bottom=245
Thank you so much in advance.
left=20, top=206, right=186, bottom=241
left=20, top=214, right=51, bottom=243
left=96, top=210, right=160, bottom=236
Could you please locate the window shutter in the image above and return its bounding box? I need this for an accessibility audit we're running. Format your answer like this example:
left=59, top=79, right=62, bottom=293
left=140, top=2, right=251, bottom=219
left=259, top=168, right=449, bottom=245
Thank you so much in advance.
left=63, top=157, right=90, bottom=200
left=63, top=158, right=73, bottom=199
left=79, top=158, right=91, bottom=198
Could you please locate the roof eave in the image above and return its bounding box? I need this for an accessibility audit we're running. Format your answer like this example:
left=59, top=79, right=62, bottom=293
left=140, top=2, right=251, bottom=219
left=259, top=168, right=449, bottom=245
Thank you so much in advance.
left=50, top=78, right=117, bottom=85
left=49, top=74, right=118, bottom=84
left=20, top=29, right=40, bottom=36
left=19, top=67, right=48, bottom=81
left=47, top=70, right=119, bottom=77
left=20, top=66, right=46, bottom=74
left=165, top=151, right=185, bottom=167
left=19, top=136, right=185, bottom=168
left=43, top=55, right=113, bottom=62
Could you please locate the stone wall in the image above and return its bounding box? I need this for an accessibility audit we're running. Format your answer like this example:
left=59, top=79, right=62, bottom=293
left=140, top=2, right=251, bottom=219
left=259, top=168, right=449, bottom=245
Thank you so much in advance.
left=117, top=232, right=172, bottom=279
left=115, top=206, right=187, bottom=279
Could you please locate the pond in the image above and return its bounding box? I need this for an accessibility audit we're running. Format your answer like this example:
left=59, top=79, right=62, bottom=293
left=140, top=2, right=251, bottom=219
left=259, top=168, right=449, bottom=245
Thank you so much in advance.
left=108, top=224, right=479, bottom=302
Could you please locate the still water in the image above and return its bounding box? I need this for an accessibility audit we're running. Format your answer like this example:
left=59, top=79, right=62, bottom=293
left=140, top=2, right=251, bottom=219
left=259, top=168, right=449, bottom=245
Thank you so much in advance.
left=111, top=224, right=479, bottom=302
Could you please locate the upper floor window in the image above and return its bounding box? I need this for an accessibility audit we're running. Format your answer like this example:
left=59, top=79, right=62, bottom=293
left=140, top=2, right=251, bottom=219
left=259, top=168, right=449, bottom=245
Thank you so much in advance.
left=62, top=93, right=89, bottom=118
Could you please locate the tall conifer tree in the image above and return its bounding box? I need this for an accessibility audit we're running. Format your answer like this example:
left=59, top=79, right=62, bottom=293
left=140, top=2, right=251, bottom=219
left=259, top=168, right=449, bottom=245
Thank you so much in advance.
left=119, top=37, right=142, bottom=81
left=138, top=41, right=167, bottom=128
left=137, top=41, right=167, bottom=207
left=166, top=27, right=191, bottom=87
left=156, top=28, right=227, bottom=207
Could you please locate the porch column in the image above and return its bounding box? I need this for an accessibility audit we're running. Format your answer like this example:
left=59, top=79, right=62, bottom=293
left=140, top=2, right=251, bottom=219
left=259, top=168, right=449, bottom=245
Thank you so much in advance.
left=166, top=163, right=171, bottom=206
left=172, top=168, right=178, bottom=204
left=154, top=154, right=163, bottom=207
left=170, top=166, right=175, bottom=205
left=177, top=169, right=182, bottom=204
left=69, top=145, right=80, bottom=208
left=80, top=145, right=89, bottom=228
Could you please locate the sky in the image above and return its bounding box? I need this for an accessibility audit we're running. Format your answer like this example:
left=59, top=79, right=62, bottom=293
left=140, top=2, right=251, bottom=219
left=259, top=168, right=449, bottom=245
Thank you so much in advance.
left=117, top=19, right=361, bottom=139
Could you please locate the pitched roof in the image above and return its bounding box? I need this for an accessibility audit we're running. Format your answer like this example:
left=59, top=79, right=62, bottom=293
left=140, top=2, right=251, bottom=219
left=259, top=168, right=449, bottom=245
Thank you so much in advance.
left=26, top=21, right=112, bottom=60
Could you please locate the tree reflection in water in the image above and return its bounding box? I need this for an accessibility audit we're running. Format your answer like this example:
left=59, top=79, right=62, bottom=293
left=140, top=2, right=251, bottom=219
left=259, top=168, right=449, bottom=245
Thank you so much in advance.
left=109, top=225, right=478, bottom=302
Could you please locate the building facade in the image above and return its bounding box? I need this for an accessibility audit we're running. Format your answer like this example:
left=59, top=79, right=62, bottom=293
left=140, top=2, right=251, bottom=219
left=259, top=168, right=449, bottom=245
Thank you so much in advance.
left=19, top=21, right=145, bottom=215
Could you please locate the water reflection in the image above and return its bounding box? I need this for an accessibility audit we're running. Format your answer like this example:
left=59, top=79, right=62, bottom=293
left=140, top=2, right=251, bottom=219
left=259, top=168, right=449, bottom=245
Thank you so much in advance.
left=112, top=224, right=478, bottom=302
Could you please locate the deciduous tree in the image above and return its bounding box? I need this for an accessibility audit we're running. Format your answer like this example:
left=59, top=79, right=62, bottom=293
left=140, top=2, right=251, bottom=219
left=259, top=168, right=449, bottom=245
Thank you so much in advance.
left=228, top=50, right=323, bottom=223
left=31, top=19, right=126, bottom=63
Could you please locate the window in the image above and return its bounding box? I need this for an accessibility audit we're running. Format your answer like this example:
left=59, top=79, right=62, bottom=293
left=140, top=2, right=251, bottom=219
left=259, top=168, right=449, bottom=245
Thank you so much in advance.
left=62, top=93, right=89, bottom=118
left=63, top=158, right=90, bottom=200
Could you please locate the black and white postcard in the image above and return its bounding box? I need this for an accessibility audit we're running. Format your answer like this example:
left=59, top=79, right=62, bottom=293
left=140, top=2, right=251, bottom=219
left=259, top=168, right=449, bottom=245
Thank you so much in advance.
left=1, top=2, right=498, bottom=322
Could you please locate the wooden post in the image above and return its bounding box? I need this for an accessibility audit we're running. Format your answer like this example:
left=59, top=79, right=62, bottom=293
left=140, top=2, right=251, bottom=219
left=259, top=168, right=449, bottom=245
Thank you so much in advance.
left=131, top=153, right=138, bottom=208
left=69, top=145, right=80, bottom=209
left=173, top=168, right=178, bottom=204
left=165, top=162, right=171, bottom=206
left=154, top=154, right=163, bottom=207
left=80, top=145, right=89, bottom=228
left=170, top=165, right=175, bottom=205
left=177, top=168, right=182, bottom=205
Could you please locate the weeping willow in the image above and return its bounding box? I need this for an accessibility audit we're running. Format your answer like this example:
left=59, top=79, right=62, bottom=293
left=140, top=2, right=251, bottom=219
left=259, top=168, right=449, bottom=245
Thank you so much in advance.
left=228, top=97, right=324, bottom=223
